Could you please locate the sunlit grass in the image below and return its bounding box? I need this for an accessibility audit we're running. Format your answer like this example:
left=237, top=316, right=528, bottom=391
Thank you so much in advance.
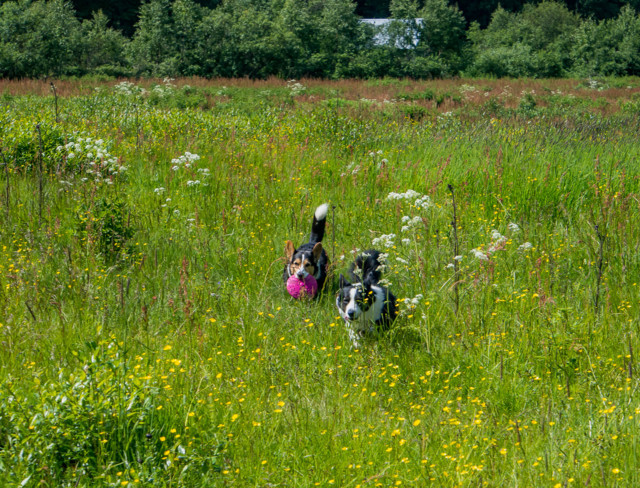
left=0, top=78, right=639, bottom=487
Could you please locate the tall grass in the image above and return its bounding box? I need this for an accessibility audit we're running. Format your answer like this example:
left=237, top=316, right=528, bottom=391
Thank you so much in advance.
left=0, top=78, right=639, bottom=487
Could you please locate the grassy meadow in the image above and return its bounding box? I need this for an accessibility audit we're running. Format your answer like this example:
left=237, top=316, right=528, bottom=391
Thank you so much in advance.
left=1, top=76, right=640, bottom=487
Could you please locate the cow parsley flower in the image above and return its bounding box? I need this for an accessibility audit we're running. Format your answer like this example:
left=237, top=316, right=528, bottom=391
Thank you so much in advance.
left=387, top=189, right=420, bottom=200
left=471, top=249, right=489, bottom=261
left=372, top=233, right=396, bottom=248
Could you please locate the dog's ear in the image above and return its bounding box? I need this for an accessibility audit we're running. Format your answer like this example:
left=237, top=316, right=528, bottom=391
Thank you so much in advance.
left=284, top=240, right=295, bottom=261
left=363, top=271, right=376, bottom=287
left=312, top=242, right=323, bottom=261
left=339, top=273, right=350, bottom=288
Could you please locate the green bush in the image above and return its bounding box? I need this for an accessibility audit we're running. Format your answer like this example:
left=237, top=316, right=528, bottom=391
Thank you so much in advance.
left=570, top=6, right=640, bottom=77
left=467, top=2, right=580, bottom=78
left=468, top=44, right=536, bottom=78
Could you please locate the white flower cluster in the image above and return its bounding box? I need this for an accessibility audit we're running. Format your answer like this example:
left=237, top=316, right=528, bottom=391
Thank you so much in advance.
left=468, top=224, right=530, bottom=261
left=387, top=189, right=420, bottom=200
left=401, top=215, right=422, bottom=233
left=170, top=151, right=211, bottom=190
left=56, top=136, right=126, bottom=184
left=518, top=242, right=533, bottom=252
left=415, top=195, right=432, bottom=209
left=287, top=79, right=306, bottom=96
left=152, top=78, right=177, bottom=97
left=171, top=151, right=201, bottom=171
left=372, top=233, right=396, bottom=248
left=489, top=229, right=507, bottom=252
left=470, top=249, right=489, bottom=261
left=114, top=81, right=146, bottom=97
left=387, top=189, right=432, bottom=209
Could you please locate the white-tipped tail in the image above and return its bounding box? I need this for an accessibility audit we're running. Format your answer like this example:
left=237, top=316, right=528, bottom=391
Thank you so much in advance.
left=315, top=203, right=329, bottom=221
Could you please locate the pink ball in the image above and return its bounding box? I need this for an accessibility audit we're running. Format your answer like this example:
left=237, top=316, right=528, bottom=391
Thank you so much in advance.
left=286, top=274, right=318, bottom=299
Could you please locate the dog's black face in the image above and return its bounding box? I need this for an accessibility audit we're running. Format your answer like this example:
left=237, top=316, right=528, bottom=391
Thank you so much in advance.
left=337, top=275, right=374, bottom=321
left=284, top=241, right=323, bottom=280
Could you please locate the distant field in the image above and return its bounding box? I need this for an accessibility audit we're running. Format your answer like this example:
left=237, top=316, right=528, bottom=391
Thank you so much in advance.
left=1, top=77, right=640, bottom=487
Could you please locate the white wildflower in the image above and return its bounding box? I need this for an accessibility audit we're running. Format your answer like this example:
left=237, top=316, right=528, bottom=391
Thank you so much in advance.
left=471, top=249, right=489, bottom=261
left=372, top=233, right=396, bottom=248
left=387, top=189, right=421, bottom=200
left=414, top=196, right=432, bottom=208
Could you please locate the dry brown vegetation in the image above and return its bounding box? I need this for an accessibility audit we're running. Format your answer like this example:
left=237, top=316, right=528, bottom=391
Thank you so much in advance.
left=3, top=77, right=640, bottom=116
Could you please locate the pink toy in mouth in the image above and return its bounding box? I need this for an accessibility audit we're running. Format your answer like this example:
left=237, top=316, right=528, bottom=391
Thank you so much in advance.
left=286, top=274, right=318, bottom=299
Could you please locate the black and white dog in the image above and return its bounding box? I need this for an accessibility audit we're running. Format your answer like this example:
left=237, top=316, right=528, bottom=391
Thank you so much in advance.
left=336, top=250, right=397, bottom=347
left=283, top=203, right=330, bottom=294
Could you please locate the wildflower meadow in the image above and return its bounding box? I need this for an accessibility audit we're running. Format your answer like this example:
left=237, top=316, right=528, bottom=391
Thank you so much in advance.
left=1, top=77, right=640, bottom=487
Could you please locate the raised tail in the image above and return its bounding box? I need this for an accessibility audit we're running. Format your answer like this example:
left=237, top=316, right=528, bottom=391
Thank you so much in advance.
left=309, top=203, right=329, bottom=244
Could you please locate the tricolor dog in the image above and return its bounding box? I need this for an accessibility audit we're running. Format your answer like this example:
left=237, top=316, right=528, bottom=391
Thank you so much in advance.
left=336, top=250, right=397, bottom=347
left=283, top=204, right=329, bottom=296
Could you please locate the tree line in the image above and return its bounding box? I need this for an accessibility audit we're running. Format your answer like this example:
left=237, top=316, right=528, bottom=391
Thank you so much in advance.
left=2, top=0, right=640, bottom=79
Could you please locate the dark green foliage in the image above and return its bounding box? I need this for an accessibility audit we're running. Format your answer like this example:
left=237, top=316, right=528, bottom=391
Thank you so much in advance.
left=570, top=6, right=640, bottom=76
left=0, top=0, right=82, bottom=78
left=2, top=0, right=640, bottom=79
left=78, top=11, right=130, bottom=77
left=467, top=2, right=580, bottom=77
left=0, top=0, right=129, bottom=78
left=354, top=0, right=391, bottom=18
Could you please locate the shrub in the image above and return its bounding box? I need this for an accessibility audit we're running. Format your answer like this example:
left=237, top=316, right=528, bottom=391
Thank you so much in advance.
left=0, top=0, right=82, bottom=78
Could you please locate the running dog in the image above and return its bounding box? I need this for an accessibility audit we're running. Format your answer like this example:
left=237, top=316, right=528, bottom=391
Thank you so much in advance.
left=336, top=249, right=397, bottom=347
left=283, top=203, right=329, bottom=295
